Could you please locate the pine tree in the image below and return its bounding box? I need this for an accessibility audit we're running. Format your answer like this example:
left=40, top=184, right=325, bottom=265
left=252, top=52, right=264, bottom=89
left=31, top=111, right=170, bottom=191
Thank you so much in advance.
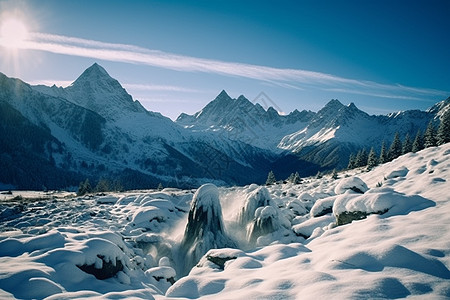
left=379, top=141, right=388, bottom=164
left=412, top=129, right=424, bottom=153
left=95, top=178, right=110, bottom=193
left=287, top=172, right=301, bottom=184
left=424, top=120, right=437, bottom=148
left=367, top=147, right=378, bottom=170
left=355, top=150, right=361, bottom=167
left=331, top=168, right=338, bottom=180
left=437, top=108, right=450, bottom=145
left=266, top=170, right=276, bottom=185
left=77, top=178, right=92, bottom=196
left=388, top=132, right=402, bottom=161
left=355, top=148, right=368, bottom=168
left=292, top=172, right=302, bottom=184
left=287, top=173, right=295, bottom=183
left=157, top=183, right=164, bottom=191
left=84, top=179, right=92, bottom=194
left=347, top=153, right=356, bottom=169
left=402, top=133, right=412, bottom=154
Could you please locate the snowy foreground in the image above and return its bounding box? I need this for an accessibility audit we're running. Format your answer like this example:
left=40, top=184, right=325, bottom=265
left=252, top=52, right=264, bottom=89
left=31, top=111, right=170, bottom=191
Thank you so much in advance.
left=1, top=145, right=449, bottom=299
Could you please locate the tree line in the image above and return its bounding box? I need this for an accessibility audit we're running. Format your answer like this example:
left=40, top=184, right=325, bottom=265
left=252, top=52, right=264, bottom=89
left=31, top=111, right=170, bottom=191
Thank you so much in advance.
left=77, top=178, right=124, bottom=196
left=265, top=109, right=450, bottom=185
left=348, top=113, right=450, bottom=171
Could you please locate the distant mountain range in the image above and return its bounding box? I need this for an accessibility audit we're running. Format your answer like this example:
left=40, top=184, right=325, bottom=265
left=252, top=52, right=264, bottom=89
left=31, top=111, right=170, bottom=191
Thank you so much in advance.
left=1, top=63, right=448, bottom=190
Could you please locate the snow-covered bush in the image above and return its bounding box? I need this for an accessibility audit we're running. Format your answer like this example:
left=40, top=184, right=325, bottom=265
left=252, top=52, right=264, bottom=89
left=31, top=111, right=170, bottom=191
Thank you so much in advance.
left=145, top=257, right=176, bottom=293
left=130, top=206, right=168, bottom=231
left=286, top=199, right=308, bottom=216
left=292, top=214, right=336, bottom=239
left=297, top=192, right=315, bottom=210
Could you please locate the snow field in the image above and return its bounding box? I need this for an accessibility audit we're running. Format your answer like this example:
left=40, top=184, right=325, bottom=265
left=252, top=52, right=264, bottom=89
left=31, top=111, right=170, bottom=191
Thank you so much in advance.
left=0, top=144, right=449, bottom=299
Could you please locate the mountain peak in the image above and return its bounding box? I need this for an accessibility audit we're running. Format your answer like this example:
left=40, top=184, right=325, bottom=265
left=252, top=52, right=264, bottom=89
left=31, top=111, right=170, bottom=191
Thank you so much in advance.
left=71, top=63, right=112, bottom=86
left=89, top=62, right=109, bottom=75
left=325, top=99, right=344, bottom=109
left=65, top=63, right=146, bottom=119
left=217, top=90, right=231, bottom=99
left=317, top=99, right=345, bottom=116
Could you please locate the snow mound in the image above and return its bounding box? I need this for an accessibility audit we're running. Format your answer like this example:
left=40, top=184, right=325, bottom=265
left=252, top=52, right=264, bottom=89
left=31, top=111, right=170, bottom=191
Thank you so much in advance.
left=0, top=143, right=449, bottom=299
left=96, top=195, right=118, bottom=204
left=335, top=176, right=369, bottom=194
left=310, top=196, right=336, bottom=217
left=130, top=206, right=168, bottom=230
left=145, top=266, right=176, bottom=292
left=292, top=214, right=335, bottom=239
left=333, top=188, right=435, bottom=225
left=386, top=166, right=409, bottom=179
left=286, top=199, right=308, bottom=216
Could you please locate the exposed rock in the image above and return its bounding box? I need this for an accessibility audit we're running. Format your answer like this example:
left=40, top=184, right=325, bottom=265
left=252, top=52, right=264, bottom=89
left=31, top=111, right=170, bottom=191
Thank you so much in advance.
left=205, top=254, right=237, bottom=270
left=336, top=209, right=388, bottom=226
left=77, top=255, right=124, bottom=280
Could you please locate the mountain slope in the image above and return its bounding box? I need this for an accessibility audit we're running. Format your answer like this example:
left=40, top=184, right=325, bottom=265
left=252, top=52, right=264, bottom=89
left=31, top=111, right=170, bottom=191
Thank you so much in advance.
left=0, top=100, right=82, bottom=189
left=279, top=99, right=440, bottom=169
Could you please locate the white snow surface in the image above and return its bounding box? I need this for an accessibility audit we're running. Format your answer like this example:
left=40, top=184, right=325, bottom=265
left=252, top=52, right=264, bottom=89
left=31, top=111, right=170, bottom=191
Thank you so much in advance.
left=1, top=144, right=449, bottom=299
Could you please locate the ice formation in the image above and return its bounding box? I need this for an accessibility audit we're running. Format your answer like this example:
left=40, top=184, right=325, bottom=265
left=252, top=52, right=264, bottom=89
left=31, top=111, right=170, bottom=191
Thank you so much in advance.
left=179, top=184, right=235, bottom=275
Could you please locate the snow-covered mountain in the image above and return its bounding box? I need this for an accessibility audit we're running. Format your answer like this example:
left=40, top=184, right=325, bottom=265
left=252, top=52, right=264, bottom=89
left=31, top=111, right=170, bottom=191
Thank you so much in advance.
left=1, top=65, right=276, bottom=189
left=1, top=63, right=449, bottom=190
left=180, top=93, right=449, bottom=169
left=35, top=63, right=147, bottom=120
left=177, top=90, right=315, bottom=150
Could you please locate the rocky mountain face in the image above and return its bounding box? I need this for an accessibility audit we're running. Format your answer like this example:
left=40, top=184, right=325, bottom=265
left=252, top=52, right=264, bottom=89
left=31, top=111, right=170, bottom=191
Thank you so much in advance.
left=1, top=64, right=448, bottom=190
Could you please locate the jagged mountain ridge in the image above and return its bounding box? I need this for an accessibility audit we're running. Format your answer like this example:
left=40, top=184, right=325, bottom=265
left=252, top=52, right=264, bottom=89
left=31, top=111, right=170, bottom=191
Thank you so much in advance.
left=180, top=91, right=448, bottom=169
left=177, top=90, right=315, bottom=150
left=1, top=63, right=449, bottom=189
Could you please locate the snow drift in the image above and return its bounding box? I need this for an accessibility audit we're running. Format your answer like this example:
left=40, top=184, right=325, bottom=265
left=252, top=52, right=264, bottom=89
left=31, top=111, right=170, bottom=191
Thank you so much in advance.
left=0, top=143, right=449, bottom=299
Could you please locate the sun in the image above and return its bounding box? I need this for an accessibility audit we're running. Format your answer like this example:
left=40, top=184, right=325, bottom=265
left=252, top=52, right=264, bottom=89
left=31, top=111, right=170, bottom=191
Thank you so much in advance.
left=0, top=17, right=29, bottom=49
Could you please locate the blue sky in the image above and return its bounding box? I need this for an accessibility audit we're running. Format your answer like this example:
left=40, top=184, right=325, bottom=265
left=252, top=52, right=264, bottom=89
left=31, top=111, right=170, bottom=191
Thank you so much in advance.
left=0, top=0, right=449, bottom=119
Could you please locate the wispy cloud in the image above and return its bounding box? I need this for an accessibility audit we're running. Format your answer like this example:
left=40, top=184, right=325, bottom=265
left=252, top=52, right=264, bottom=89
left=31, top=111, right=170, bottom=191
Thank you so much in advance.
left=6, top=32, right=449, bottom=101
left=324, top=88, right=431, bottom=102
left=122, top=83, right=206, bottom=93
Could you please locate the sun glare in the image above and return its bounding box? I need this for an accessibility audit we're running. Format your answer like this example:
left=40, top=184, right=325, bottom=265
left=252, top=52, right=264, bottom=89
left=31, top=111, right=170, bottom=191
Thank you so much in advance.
left=0, top=17, right=29, bottom=49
